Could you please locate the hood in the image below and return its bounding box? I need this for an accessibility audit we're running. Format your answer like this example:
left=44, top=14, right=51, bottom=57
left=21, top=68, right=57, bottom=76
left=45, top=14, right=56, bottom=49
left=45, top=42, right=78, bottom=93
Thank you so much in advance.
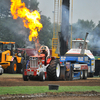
left=66, top=49, right=94, bottom=59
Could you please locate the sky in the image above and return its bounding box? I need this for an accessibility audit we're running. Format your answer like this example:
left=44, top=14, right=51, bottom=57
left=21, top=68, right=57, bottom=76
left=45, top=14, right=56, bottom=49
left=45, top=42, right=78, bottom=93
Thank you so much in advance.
left=37, top=0, right=100, bottom=25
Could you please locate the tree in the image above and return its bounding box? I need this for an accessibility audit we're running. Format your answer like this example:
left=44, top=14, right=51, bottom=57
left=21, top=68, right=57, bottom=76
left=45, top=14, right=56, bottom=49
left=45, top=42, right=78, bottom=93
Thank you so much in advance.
left=0, top=0, right=40, bottom=48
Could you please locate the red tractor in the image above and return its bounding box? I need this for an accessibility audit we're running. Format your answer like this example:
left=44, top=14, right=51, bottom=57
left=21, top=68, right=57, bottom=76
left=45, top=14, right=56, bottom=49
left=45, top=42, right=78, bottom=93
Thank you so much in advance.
left=23, top=45, right=60, bottom=81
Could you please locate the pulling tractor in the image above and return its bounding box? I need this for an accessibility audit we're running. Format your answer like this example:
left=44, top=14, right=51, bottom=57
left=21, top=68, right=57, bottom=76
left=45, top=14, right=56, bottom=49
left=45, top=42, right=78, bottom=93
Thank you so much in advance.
left=23, top=45, right=60, bottom=81
left=0, top=41, right=24, bottom=74
left=58, top=33, right=95, bottom=80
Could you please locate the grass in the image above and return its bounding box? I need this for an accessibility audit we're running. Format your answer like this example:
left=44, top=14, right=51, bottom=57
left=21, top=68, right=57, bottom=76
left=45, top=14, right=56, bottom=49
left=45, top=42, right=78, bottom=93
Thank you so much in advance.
left=0, top=86, right=100, bottom=95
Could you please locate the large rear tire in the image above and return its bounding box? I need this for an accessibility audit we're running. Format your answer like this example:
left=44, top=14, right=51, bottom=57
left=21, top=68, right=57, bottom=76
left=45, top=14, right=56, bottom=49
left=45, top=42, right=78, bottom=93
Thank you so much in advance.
left=8, top=60, right=17, bottom=74
left=47, top=59, right=60, bottom=81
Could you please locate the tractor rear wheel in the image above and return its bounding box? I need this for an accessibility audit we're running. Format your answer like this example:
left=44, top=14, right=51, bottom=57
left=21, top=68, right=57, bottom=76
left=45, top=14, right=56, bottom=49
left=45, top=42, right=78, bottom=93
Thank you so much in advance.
left=39, top=72, right=45, bottom=81
left=8, top=60, right=17, bottom=74
left=47, top=59, right=60, bottom=81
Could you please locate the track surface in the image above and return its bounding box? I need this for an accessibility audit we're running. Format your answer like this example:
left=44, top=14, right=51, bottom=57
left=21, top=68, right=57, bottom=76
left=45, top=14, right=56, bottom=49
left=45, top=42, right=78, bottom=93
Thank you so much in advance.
left=0, top=74, right=100, bottom=100
left=0, top=74, right=100, bottom=86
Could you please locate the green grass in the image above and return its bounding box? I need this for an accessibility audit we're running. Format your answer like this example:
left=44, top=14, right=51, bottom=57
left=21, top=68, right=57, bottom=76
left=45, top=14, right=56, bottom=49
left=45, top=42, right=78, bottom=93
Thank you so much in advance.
left=0, top=86, right=100, bottom=95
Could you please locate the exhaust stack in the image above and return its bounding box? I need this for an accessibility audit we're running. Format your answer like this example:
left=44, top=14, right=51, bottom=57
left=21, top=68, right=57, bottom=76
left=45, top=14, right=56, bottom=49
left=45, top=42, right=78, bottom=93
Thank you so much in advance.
left=60, top=0, right=70, bottom=56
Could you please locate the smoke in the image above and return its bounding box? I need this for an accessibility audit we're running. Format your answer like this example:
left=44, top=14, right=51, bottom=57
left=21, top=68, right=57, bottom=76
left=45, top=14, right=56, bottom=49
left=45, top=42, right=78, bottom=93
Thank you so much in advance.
left=61, top=5, right=70, bottom=41
left=72, top=20, right=100, bottom=51
left=89, top=27, right=100, bottom=49
left=70, top=23, right=90, bottom=39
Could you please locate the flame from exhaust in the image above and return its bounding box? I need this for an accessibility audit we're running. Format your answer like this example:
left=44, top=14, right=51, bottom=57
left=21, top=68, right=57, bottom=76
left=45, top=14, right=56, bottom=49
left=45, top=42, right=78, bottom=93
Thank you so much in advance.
left=10, top=0, right=43, bottom=41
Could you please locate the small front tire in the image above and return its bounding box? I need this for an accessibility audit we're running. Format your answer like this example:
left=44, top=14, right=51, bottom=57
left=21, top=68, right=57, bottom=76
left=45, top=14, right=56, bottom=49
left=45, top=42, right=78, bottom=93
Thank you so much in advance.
left=22, top=61, right=28, bottom=81
left=39, top=72, right=45, bottom=81
left=23, top=75, right=28, bottom=81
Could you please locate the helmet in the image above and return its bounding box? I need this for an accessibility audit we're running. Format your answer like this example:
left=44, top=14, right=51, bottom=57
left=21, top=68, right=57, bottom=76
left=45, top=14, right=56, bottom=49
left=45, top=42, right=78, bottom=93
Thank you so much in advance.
left=41, top=45, right=46, bottom=50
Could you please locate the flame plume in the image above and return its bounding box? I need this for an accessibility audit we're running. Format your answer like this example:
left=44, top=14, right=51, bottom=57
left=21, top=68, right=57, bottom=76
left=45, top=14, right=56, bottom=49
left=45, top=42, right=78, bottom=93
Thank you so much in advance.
left=10, top=0, right=43, bottom=41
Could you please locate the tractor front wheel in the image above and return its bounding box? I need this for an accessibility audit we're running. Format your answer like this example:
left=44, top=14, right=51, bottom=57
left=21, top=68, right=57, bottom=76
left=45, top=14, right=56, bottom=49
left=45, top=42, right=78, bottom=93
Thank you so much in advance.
left=39, top=72, right=45, bottom=81
left=47, top=59, right=60, bottom=81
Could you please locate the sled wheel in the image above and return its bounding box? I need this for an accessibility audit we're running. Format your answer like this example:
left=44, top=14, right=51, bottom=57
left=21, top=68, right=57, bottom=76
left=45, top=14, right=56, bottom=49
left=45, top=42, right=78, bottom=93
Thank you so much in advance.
left=83, top=70, right=87, bottom=79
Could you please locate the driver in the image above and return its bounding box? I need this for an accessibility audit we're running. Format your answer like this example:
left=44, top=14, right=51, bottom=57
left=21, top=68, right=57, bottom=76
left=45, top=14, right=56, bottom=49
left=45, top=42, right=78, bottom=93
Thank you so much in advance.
left=41, top=46, right=48, bottom=58
left=38, top=45, right=50, bottom=57
left=79, top=43, right=83, bottom=49
left=38, top=45, right=50, bottom=65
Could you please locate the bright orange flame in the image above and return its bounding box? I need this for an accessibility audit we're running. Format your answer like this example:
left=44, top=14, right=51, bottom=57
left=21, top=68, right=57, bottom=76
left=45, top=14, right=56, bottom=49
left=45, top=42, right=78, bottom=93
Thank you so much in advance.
left=10, top=0, right=43, bottom=41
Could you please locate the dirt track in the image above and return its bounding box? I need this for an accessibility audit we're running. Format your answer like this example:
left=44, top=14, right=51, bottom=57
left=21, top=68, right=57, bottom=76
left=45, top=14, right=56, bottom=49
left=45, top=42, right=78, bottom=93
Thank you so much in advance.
left=0, top=74, right=100, bottom=100
left=0, top=74, right=100, bottom=86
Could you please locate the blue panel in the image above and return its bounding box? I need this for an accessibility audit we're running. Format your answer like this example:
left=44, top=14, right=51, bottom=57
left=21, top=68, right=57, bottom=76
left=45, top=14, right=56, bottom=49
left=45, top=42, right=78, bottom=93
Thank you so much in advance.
left=74, top=72, right=80, bottom=77
left=60, top=56, right=89, bottom=64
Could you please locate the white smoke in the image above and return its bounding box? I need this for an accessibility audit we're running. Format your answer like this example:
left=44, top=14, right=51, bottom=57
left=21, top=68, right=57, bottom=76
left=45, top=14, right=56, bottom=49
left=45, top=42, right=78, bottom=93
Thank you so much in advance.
left=61, top=5, right=70, bottom=41
left=72, top=20, right=100, bottom=51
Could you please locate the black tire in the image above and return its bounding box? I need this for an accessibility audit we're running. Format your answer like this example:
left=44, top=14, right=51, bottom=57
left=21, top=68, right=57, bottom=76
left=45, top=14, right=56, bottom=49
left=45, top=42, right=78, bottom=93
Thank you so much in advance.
left=70, top=66, right=74, bottom=80
left=23, top=74, right=28, bottom=81
left=17, top=57, right=24, bottom=74
left=4, top=69, right=8, bottom=73
left=47, top=59, right=60, bottom=81
left=0, top=73, right=2, bottom=75
left=80, top=71, right=83, bottom=79
left=83, top=70, right=88, bottom=79
left=8, top=60, right=17, bottom=74
left=22, top=61, right=28, bottom=81
left=39, top=72, right=45, bottom=81
left=29, top=76, right=34, bottom=80
left=88, top=73, right=94, bottom=77
left=17, top=63, right=23, bottom=74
